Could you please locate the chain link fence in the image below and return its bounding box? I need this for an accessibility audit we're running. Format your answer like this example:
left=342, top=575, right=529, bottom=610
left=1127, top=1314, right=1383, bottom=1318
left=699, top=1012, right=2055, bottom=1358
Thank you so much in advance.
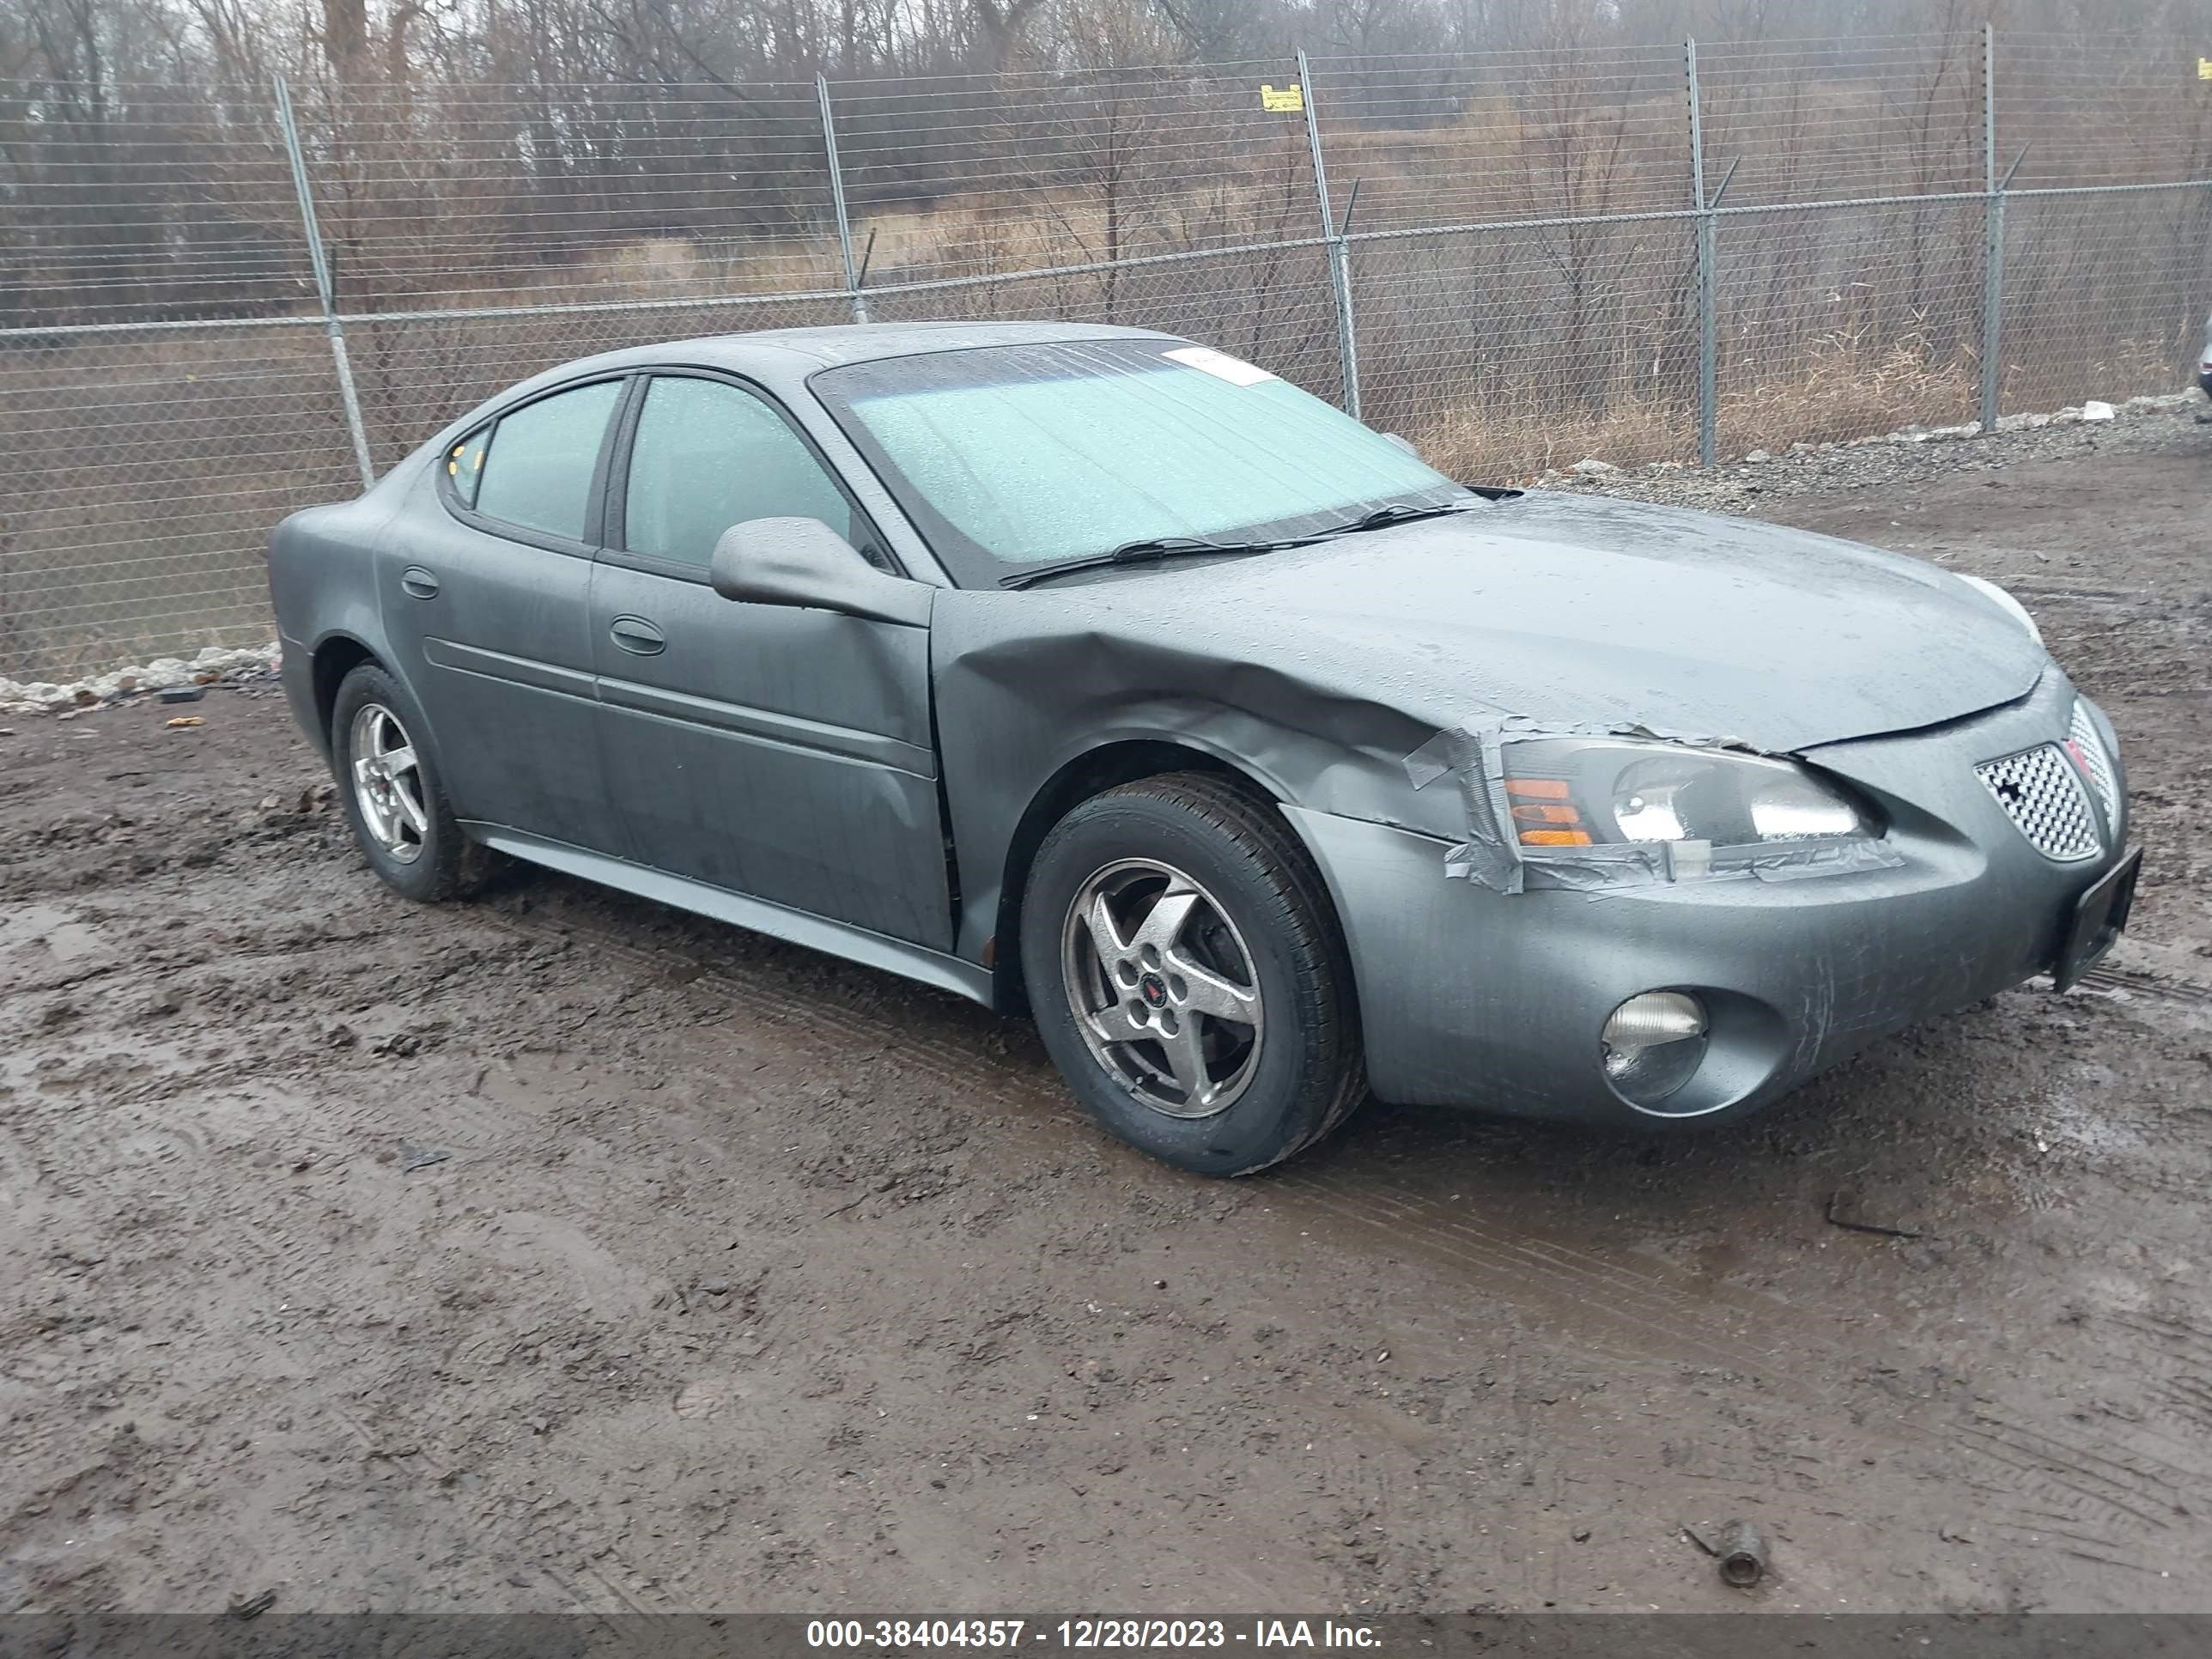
left=4, top=27, right=2209, bottom=680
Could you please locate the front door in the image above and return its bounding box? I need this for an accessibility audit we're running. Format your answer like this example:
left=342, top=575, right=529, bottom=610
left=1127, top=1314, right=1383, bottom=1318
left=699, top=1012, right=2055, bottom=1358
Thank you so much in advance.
left=380, top=374, right=629, bottom=855
left=589, top=372, right=952, bottom=950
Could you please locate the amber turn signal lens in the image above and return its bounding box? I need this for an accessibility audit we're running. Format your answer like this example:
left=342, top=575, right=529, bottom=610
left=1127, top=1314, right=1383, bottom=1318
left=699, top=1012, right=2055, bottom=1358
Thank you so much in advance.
left=1508, top=777, right=1588, bottom=845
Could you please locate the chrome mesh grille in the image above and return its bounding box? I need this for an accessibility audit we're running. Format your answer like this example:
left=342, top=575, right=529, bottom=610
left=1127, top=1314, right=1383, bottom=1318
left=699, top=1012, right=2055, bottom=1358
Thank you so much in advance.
left=2068, top=702, right=2121, bottom=827
left=1976, top=744, right=2103, bottom=862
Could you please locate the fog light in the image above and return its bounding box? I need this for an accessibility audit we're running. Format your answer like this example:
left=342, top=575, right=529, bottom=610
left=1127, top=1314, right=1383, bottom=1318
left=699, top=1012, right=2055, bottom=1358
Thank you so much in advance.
left=1601, top=991, right=1708, bottom=1105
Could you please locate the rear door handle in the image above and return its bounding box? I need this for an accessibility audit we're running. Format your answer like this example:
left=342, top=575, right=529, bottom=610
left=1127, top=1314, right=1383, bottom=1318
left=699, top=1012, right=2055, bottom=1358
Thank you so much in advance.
left=609, top=615, right=665, bottom=656
left=399, top=566, right=440, bottom=599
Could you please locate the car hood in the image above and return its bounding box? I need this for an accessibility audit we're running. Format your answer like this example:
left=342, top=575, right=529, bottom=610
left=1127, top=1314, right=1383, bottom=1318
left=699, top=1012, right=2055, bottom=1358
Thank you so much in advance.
left=1022, top=490, right=2047, bottom=756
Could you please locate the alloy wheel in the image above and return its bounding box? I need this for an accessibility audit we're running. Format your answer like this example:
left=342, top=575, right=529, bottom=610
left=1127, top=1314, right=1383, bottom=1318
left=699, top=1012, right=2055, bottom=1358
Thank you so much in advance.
left=349, top=702, right=428, bottom=865
left=1060, top=858, right=1266, bottom=1119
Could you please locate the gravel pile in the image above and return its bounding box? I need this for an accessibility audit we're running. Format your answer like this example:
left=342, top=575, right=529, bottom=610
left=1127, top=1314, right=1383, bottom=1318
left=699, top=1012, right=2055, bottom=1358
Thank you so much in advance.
left=1542, top=392, right=2205, bottom=516
left=0, top=643, right=281, bottom=717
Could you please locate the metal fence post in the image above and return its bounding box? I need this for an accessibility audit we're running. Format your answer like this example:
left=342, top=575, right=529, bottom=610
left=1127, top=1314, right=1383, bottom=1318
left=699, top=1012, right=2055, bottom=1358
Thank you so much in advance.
left=1979, top=23, right=2002, bottom=434
left=1686, top=40, right=1718, bottom=469
left=275, top=76, right=375, bottom=490
left=1297, top=50, right=1362, bottom=420
left=817, top=75, right=869, bottom=325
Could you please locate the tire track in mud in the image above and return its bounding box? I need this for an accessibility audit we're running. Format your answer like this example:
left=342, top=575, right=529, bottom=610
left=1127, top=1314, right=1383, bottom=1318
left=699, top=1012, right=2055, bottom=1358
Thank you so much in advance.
left=46, top=1135, right=690, bottom=1617
left=1999, top=580, right=2159, bottom=606
left=477, top=884, right=2212, bottom=1583
left=0, top=892, right=699, bottom=1616
left=1270, top=1174, right=1804, bottom=1384
left=183, top=1139, right=698, bottom=1618
left=1270, top=1167, right=2202, bottom=1573
left=319, top=1400, right=668, bottom=1620
left=2078, top=963, right=2212, bottom=1012
left=2106, top=1310, right=2212, bottom=1372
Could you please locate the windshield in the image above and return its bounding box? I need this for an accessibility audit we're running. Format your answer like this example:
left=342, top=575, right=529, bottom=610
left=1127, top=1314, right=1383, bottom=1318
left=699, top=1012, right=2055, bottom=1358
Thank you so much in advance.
left=811, top=339, right=1468, bottom=586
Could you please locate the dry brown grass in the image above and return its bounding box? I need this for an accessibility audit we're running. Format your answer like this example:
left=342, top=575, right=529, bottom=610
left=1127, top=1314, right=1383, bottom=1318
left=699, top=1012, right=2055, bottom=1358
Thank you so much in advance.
left=1719, top=332, right=1979, bottom=453
left=1408, top=332, right=1999, bottom=482
left=1414, top=391, right=1693, bottom=482
left=362, top=173, right=1313, bottom=313
left=2001, top=335, right=2183, bottom=417
left=579, top=237, right=834, bottom=300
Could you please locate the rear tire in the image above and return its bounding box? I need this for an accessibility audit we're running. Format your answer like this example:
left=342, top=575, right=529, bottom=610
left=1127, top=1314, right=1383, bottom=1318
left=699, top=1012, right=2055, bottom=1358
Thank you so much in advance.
left=1020, top=772, right=1366, bottom=1176
left=331, top=662, right=492, bottom=903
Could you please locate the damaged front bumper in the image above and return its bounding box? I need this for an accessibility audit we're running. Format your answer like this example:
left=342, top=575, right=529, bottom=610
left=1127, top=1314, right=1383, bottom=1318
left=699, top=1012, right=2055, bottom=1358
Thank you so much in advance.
left=1285, top=675, right=2133, bottom=1124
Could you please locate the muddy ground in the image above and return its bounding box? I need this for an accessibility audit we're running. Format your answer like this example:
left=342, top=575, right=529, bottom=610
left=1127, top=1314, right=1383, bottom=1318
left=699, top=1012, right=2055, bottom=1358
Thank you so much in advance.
left=3, top=410, right=2209, bottom=1619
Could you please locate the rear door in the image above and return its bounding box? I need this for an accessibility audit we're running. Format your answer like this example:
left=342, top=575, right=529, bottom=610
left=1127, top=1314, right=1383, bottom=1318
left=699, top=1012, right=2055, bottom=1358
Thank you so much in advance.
left=380, top=374, right=630, bottom=854
left=588, top=371, right=953, bottom=949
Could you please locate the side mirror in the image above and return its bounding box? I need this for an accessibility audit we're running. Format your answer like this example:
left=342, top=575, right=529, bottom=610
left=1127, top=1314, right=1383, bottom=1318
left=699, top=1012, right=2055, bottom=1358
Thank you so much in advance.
left=708, top=517, right=931, bottom=628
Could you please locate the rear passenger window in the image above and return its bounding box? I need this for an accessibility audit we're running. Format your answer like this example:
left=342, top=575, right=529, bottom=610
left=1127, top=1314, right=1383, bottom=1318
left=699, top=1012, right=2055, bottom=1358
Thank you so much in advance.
left=471, top=380, right=623, bottom=541
left=623, top=375, right=881, bottom=568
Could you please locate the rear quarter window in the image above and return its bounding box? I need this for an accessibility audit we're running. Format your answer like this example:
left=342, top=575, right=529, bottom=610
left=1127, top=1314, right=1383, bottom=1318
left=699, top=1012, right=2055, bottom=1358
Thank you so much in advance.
left=444, top=427, right=489, bottom=508
left=468, top=380, right=623, bottom=541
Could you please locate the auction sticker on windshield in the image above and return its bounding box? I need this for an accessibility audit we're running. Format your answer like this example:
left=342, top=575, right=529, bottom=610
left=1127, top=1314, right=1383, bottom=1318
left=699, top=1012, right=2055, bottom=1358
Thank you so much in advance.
left=1163, top=344, right=1276, bottom=386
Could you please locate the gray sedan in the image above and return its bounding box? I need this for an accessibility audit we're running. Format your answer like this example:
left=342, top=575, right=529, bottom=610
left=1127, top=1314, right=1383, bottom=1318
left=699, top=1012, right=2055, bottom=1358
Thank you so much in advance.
left=268, top=322, right=2139, bottom=1175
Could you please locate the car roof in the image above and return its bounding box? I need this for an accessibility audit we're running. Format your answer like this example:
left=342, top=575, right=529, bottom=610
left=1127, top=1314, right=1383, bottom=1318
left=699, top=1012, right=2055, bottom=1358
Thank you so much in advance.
left=428, top=320, right=1188, bottom=451
left=410, top=319, right=1197, bottom=482
left=543, top=319, right=1179, bottom=382
left=718, top=319, right=1181, bottom=368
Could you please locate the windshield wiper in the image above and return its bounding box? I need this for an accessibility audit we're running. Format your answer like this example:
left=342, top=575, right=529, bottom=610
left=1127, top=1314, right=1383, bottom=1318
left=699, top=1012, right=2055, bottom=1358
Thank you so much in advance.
left=1313, top=499, right=1486, bottom=538
left=998, top=536, right=1289, bottom=590
left=999, top=500, right=1489, bottom=590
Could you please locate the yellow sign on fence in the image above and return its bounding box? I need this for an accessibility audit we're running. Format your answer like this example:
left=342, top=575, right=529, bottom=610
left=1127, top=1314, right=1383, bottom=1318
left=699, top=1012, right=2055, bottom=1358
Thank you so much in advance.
left=1260, top=83, right=1304, bottom=112
left=2199, top=56, right=2212, bottom=79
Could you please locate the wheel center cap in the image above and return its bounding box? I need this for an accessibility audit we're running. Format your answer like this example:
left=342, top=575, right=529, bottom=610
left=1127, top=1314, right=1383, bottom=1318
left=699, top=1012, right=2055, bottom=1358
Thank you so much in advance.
left=1139, top=971, right=1169, bottom=1009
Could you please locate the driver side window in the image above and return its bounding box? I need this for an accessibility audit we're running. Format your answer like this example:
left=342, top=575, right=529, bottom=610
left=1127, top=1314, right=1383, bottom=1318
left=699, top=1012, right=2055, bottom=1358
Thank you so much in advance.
left=621, top=375, right=884, bottom=569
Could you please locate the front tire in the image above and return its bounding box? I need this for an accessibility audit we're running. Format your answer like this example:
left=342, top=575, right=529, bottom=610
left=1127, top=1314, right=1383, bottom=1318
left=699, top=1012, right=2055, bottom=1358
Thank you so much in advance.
left=1020, top=773, right=1366, bottom=1176
left=330, top=662, right=490, bottom=902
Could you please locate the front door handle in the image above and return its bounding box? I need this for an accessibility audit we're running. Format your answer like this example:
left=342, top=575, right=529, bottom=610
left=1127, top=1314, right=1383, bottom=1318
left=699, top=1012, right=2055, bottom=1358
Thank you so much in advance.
left=399, top=566, right=440, bottom=599
left=609, top=615, right=666, bottom=656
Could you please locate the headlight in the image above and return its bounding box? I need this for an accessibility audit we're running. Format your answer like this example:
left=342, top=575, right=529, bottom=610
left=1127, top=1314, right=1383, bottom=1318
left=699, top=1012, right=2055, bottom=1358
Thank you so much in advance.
left=1500, top=739, right=1873, bottom=848
left=1955, top=574, right=2043, bottom=645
